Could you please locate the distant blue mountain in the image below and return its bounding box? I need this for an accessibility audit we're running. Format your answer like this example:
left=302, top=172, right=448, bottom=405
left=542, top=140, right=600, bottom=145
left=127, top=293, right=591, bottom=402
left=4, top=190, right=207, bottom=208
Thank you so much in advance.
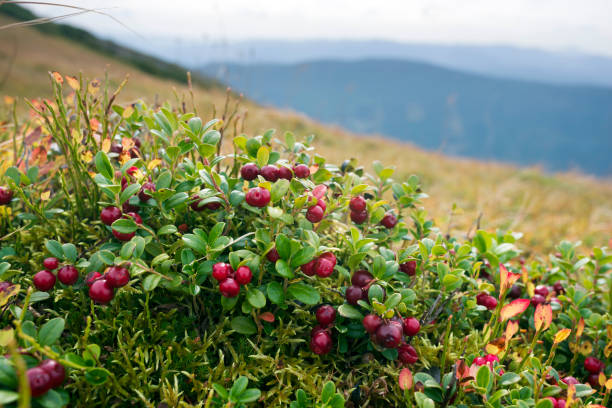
left=203, top=59, right=612, bottom=175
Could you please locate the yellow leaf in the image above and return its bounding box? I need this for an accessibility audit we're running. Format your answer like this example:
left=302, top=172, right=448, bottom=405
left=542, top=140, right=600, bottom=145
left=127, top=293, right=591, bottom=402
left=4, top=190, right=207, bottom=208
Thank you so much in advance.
left=65, top=75, right=80, bottom=91
left=605, top=378, right=612, bottom=390
left=81, top=151, right=93, bottom=164
left=500, top=264, right=520, bottom=295
left=122, top=106, right=134, bottom=118
left=147, top=159, right=162, bottom=171
left=0, top=284, right=19, bottom=307
left=51, top=71, right=63, bottom=84
left=576, top=317, right=585, bottom=338
left=566, top=384, right=575, bottom=406
left=40, top=191, right=51, bottom=201
left=526, top=281, right=535, bottom=297
left=121, top=137, right=135, bottom=151
left=3, top=96, right=15, bottom=105
left=399, top=368, right=413, bottom=390
left=505, top=320, right=519, bottom=341
left=598, top=372, right=606, bottom=387
left=101, top=138, right=111, bottom=153
left=486, top=337, right=506, bottom=355
left=534, top=303, right=553, bottom=332
left=0, top=328, right=14, bottom=347
left=88, top=80, right=101, bottom=96
left=500, top=299, right=530, bottom=321
left=554, top=328, right=571, bottom=344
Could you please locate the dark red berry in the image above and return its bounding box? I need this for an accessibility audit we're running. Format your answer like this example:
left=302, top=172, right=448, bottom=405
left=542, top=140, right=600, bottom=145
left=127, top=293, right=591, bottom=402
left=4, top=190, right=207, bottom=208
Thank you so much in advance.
left=132, top=137, right=141, bottom=148
left=33, top=270, right=56, bottom=291
left=587, top=372, right=601, bottom=388
left=310, top=325, right=328, bottom=337
left=534, top=285, right=549, bottom=297
left=398, top=344, right=419, bottom=364
left=240, top=163, right=259, bottom=181
left=0, top=187, right=13, bottom=205
left=316, top=305, right=336, bottom=326
left=110, top=143, right=123, bottom=153
left=315, top=198, right=326, bottom=212
left=301, top=259, right=316, bottom=276
left=0, top=282, right=12, bottom=292
left=531, top=294, right=546, bottom=306
left=553, top=281, right=564, bottom=294
left=319, top=252, right=337, bottom=266
left=306, top=205, right=324, bottom=223
left=100, top=206, right=122, bottom=226
left=86, top=271, right=102, bottom=287
left=122, top=200, right=138, bottom=214
left=206, top=201, right=221, bottom=210
left=212, top=263, right=231, bottom=282
left=346, top=285, right=366, bottom=305
left=105, top=266, right=130, bottom=288
left=235, top=266, right=252, bottom=285
left=375, top=323, right=403, bottom=348
left=57, top=265, right=79, bottom=285
left=277, top=166, right=293, bottom=180
left=349, top=196, right=366, bottom=212
left=89, top=279, right=114, bottom=303
left=43, top=257, right=59, bottom=271
left=315, top=257, right=335, bottom=278
left=508, top=284, right=522, bottom=299
left=190, top=196, right=205, bottom=211
left=293, top=164, right=310, bottom=179
left=178, top=223, right=189, bottom=232
left=260, top=165, right=279, bottom=182
left=39, top=359, right=65, bottom=388
left=266, top=248, right=280, bottom=262
left=380, top=213, right=397, bottom=229
left=219, top=278, right=240, bottom=297
left=584, top=357, right=603, bottom=374
left=129, top=147, right=140, bottom=158
left=245, top=187, right=271, bottom=207
left=362, top=314, right=383, bottom=334
left=402, top=317, right=421, bottom=336
left=351, top=270, right=373, bottom=288
left=138, top=181, right=156, bottom=201
left=27, top=367, right=51, bottom=397
left=484, top=296, right=498, bottom=310
left=350, top=210, right=368, bottom=225
left=400, top=261, right=417, bottom=276
left=310, top=330, right=332, bottom=355
left=125, top=212, right=142, bottom=225
left=112, top=229, right=135, bottom=241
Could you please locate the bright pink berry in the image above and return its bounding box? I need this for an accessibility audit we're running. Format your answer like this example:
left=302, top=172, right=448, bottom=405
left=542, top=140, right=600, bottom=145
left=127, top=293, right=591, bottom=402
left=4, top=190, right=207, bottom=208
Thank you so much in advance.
left=219, top=278, right=240, bottom=297
left=315, top=198, right=326, bottom=212
left=398, top=344, right=419, bottom=364
left=363, top=314, right=383, bottom=334
left=380, top=213, right=397, bottom=229
left=212, top=263, right=231, bottom=282
left=306, top=205, right=324, bottom=223
left=42, top=257, right=59, bottom=271
left=27, top=367, right=51, bottom=397
left=33, top=270, right=56, bottom=291
left=316, top=305, right=336, bottom=326
left=400, top=261, right=417, bottom=276
left=260, top=165, right=279, bottom=182
left=245, top=187, right=271, bottom=207
left=277, top=166, right=293, bottom=180
left=105, top=266, right=130, bottom=288
left=545, top=397, right=557, bottom=408
left=89, top=279, right=114, bottom=304
left=126, top=166, right=139, bottom=177
left=0, top=187, right=13, bottom=205
left=349, top=196, right=366, bottom=212
left=39, top=359, right=65, bottom=388
left=293, top=164, right=310, bottom=178
left=485, top=354, right=499, bottom=365
left=402, top=317, right=421, bottom=336
left=351, top=270, right=373, bottom=288
left=375, top=323, right=403, bottom=348
left=100, top=206, right=122, bottom=226
left=57, top=265, right=79, bottom=285
left=310, top=331, right=332, bottom=355
left=235, top=266, right=252, bottom=285
left=350, top=210, right=368, bottom=225
left=240, top=163, right=259, bottom=181
left=473, top=356, right=486, bottom=366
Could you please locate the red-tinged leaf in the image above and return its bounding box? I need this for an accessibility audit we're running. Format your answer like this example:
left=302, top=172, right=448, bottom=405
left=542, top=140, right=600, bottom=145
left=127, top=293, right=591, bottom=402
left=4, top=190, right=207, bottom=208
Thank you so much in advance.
left=399, top=368, right=413, bottom=390
left=505, top=320, right=519, bottom=341
left=576, top=317, right=585, bottom=338
left=65, top=75, right=80, bottom=90
left=259, top=312, right=275, bottom=323
left=485, top=337, right=506, bottom=355
left=534, top=303, right=552, bottom=332
left=312, top=184, right=327, bottom=199
left=51, top=71, right=63, bottom=84
left=500, top=299, right=530, bottom=321
left=554, top=328, right=571, bottom=344
left=499, top=264, right=520, bottom=296
left=455, top=360, right=470, bottom=381
left=122, top=137, right=135, bottom=151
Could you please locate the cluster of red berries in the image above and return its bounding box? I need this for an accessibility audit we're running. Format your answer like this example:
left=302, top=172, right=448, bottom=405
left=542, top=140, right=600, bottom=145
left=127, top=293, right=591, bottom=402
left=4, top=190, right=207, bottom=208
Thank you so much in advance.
left=240, top=163, right=311, bottom=182
left=544, top=397, right=567, bottom=408
left=212, top=263, right=252, bottom=297
left=476, top=292, right=498, bottom=310
left=349, top=196, right=368, bottom=224
left=27, top=359, right=65, bottom=397
left=305, top=197, right=326, bottom=223
left=0, top=186, right=13, bottom=205
left=473, top=354, right=502, bottom=372
left=33, top=258, right=78, bottom=291
left=190, top=193, right=222, bottom=211
left=86, top=266, right=130, bottom=304
left=300, top=252, right=337, bottom=278
left=362, top=314, right=421, bottom=364
left=584, top=356, right=605, bottom=388
left=346, top=270, right=374, bottom=305
left=110, top=137, right=141, bottom=159
left=100, top=206, right=142, bottom=241
left=310, top=305, right=335, bottom=355
left=530, top=283, right=563, bottom=306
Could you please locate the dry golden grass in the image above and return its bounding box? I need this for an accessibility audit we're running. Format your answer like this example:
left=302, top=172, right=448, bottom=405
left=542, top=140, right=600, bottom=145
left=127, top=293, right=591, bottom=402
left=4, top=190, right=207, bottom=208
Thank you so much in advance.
left=2, top=16, right=612, bottom=253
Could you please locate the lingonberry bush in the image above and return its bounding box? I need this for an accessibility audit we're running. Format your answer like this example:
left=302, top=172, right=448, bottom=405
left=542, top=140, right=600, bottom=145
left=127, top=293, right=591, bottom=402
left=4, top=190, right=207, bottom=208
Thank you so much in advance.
left=0, top=74, right=610, bottom=407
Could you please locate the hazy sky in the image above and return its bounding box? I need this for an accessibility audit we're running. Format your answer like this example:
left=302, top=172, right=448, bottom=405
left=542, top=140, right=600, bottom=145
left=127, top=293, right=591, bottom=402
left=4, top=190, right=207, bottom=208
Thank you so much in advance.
left=24, top=0, right=612, bottom=57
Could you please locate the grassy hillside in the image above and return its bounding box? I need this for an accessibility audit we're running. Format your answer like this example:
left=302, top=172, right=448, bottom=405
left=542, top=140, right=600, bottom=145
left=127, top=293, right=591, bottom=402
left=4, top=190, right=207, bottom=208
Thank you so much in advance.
left=1, top=12, right=612, bottom=252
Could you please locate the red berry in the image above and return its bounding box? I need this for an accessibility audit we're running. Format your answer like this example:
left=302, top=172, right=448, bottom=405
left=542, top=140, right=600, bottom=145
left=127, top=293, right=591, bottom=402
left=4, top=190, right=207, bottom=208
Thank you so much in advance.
left=351, top=270, right=373, bottom=288
left=0, top=282, right=13, bottom=292
left=319, top=252, right=337, bottom=266
left=85, top=271, right=102, bottom=287
left=587, top=372, right=601, bottom=388
left=39, top=359, right=65, bottom=388
left=126, top=166, right=139, bottom=177
left=315, top=198, right=326, bottom=212
left=125, top=212, right=142, bottom=225
left=545, top=397, right=557, bottom=408
left=27, top=367, right=51, bottom=397
left=301, top=259, right=316, bottom=276
left=375, top=323, right=403, bottom=348
left=531, top=294, right=546, bottom=306
left=584, top=356, right=603, bottom=374
left=557, top=400, right=566, bottom=408
left=105, top=266, right=130, bottom=288
left=306, top=205, right=324, bottom=223
left=534, top=285, right=549, bottom=297
left=315, top=257, right=334, bottom=278
left=207, top=201, right=222, bottom=210
left=349, top=196, right=366, bottom=212
left=485, top=354, right=499, bottom=365
left=402, top=317, right=421, bottom=336
left=219, top=278, right=240, bottom=297
left=190, top=195, right=205, bottom=211
left=400, top=261, right=417, bottom=276
left=277, top=166, right=293, bottom=180
left=562, top=376, right=579, bottom=385
left=89, top=279, right=114, bottom=304
left=132, top=137, right=141, bottom=149
left=43, top=257, right=59, bottom=271
left=346, top=285, right=366, bottom=305
left=112, top=229, right=135, bottom=241
left=473, top=356, right=486, bottom=366
left=380, top=213, right=397, bottom=229
left=138, top=181, right=156, bottom=201
left=553, top=281, right=564, bottom=294
left=100, top=206, right=122, bottom=226
left=0, top=187, right=13, bottom=205
left=310, top=331, right=332, bottom=355
left=110, top=143, right=123, bottom=153
left=57, top=265, right=79, bottom=285
left=212, top=263, right=231, bottom=282
left=316, top=305, right=336, bottom=326
left=235, top=266, right=252, bottom=285
left=310, top=325, right=328, bottom=337
left=266, top=248, right=280, bottom=262
left=178, top=223, right=189, bottom=232
left=122, top=200, right=138, bottom=214
left=398, top=344, right=419, bottom=364
left=293, top=164, right=310, bottom=179
left=245, top=187, right=271, bottom=207
left=484, top=296, right=498, bottom=310
left=350, top=210, right=368, bottom=225
left=508, top=284, right=522, bottom=298
left=363, top=314, right=383, bottom=334
left=260, top=165, right=279, bottom=182
left=33, top=270, right=56, bottom=291
left=240, top=163, right=259, bottom=181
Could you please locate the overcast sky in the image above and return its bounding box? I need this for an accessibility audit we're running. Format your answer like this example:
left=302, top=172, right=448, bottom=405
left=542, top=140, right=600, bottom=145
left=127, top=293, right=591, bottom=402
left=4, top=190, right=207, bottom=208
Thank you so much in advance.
left=24, top=0, right=612, bottom=57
